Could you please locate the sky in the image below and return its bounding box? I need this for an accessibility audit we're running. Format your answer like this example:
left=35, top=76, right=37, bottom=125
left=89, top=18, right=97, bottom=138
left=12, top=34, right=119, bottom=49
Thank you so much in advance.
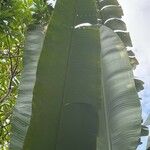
left=49, top=0, right=150, bottom=149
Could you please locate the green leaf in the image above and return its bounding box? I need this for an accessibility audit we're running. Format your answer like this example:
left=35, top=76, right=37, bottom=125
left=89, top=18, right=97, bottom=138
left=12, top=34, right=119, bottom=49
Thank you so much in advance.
left=141, top=125, right=149, bottom=136
left=97, top=0, right=119, bottom=10
left=127, top=50, right=135, bottom=56
left=10, top=25, right=45, bottom=150
left=23, top=0, right=98, bottom=149
left=104, top=18, right=127, bottom=31
left=98, top=25, right=141, bottom=150
left=134, top=79, right=144, bottom=92
left=116, top=31, right=133, bottom=47
left=129, top=57, right=139, bottom=69
left=100, top=5, right=123, bottom=22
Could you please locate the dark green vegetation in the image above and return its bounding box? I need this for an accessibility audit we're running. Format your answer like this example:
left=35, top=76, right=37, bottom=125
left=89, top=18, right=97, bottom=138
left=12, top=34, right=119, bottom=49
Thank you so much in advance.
left=0, top=0, right=53, bottom=149
left=0, top=0, right=149, bottom=149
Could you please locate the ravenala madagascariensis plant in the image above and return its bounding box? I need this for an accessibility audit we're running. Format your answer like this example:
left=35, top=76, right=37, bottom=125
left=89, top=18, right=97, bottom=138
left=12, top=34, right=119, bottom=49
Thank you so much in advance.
left=10, top=0, right=149, bottom=149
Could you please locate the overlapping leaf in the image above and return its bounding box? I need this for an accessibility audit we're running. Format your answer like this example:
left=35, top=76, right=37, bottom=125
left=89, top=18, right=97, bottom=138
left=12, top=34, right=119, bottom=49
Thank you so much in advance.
left=10, top=25, right=46, bottom=150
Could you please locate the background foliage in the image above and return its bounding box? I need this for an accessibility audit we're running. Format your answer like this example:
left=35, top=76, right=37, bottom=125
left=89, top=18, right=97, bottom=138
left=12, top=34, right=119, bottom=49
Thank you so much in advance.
left=0, top=0, right=53, bottom=149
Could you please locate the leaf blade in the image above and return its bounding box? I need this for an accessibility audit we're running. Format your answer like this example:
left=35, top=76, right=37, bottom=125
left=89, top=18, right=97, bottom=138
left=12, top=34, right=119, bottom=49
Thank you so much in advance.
left=98, top=25, right=142, bottom=150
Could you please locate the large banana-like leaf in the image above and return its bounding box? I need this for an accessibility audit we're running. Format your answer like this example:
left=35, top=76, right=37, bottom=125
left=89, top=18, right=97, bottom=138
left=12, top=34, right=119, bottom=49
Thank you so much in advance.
left=10, top=0, right=142, bottom=150
left=10, top=25, right=46, bottom=149
left=98, top=25, right=141, bottom=150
